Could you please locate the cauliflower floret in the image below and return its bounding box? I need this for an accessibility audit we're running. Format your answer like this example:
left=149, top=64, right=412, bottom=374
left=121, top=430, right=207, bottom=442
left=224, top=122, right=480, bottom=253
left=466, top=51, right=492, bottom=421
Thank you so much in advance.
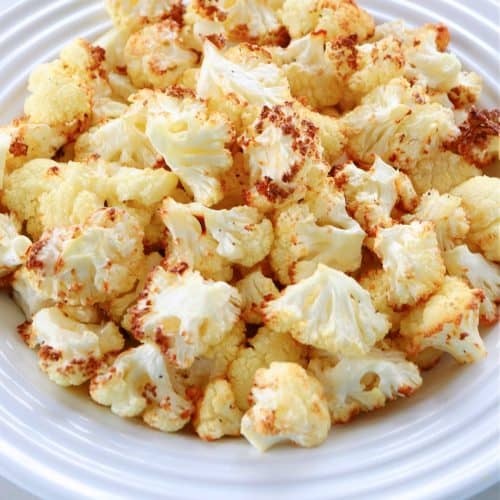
left=144, top=87, right=235, bottom=206
left=12, top=267, right=54, bottom=318
left=400, top=276, right=486, bottom=364
left=241, top=362, right=331, bottom=451
left=270, top=178, right=365, bottom=284
left=193, top=378, right=243, bottom=441
left=447, top=72, right=482, bottom=109
left=129, top=264, right=241, bottom=368
left=235, top=270, right=279, bottom=324
left=342, top=78, right=459, bottom=171
left=90, top=343, right=193, bottom=432
left=196, top=41, right=291, bottom=128
left=451, top=176, right=500, bottom=262
left=124, top=20, right=198, bottom=89
left=106, top=0, right=183, bottom=32
left=402, top=189, right=469, bottom=251
left=264, top=264, right=390, bottom=356
left=279, top=0, right=374, bottom=42
left=23, top=307, right=124, bottom=386
left=0, top=214, right=31, bottom=278
left=160, top=198, right=272, bottom=280
left=446, top=108, right=500, bottom=168
left=358, top=268, right=403, bottom=333
left=335, top=157, right=418, bottom=235
left=408, top=151, right=481, bottom=195
left=373, top=221, right=446, bottom=309
left=308, top=349, right=422, bottom=423
left=444, top=245, right=500, bottom=324
left=25, top=208, right=145, bottom=306
left=228, top=326, right=307, bottom=410
left=241, top=102, right=328, bottom=212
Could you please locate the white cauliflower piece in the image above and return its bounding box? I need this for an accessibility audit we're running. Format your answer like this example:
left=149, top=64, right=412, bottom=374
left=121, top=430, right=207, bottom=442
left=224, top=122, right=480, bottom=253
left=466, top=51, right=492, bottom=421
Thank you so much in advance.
left=228, top=326, right=307, bottom=410
left=373, top=221, right=445, bottom=309
left=342, top=78, right=459, bottom=171
left=444, top=245, right=500, bottom=324
left=242, top=102, right=328, bottom=212
left=144, top=87, right=235, bottom=206
left=451, top=176, right=500, bottom=262
left=402, top=189, right=469, bottom=251
left=241, top=362, right=331, bottom=451
left=90, top=343, right=193, bottom=432
left=335, top=157, right=418, bottom=235
left=129, top=265, right=241, bottom=368
left=400, top=276, right=486, bottom=364
left=23, top=307, right=124, bottom=386
left=235, top=270, right=279, bottom=324
left=12, top=266, right=54, bottom=318
left=25, top=208, right=145, bottom=306
left=308, top=349, right=422, bottom=423
left=264, top=264, right=390, bottom=356
left=193, top=378, right=243, bottom=441
left=270, top=178, right=365, bottom=284
left=279, top=0, right=374, bottom=42
left=160, top=198, right=273, bottom=280
left=0, top=214, right=31, bottom=278
left=124, top=20, right=198, bottom=89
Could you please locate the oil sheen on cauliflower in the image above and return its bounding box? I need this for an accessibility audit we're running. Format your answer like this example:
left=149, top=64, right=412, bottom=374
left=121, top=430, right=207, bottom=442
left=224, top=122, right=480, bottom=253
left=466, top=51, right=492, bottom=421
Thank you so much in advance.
left=130, top=264, right=241, bottom=368
left=335, top=156, right=418, bottom=235
left=242, top=102, right=328, bottom=212
left=23, top=307, right=124, bottom=386
left=400, top=276, right=486, bottom=364
left=373, top=221, right=445, bottom=309
left=193, top=378, right=243, bottom=441
left=0, top=214, right=31, bottom=278
left=145, top=87, right=235, bottom=206
left=451, top=176, right=500, bottom=262
left=25, top=208, right=145, bottom=306
left=90, top=343, right=193, bottom=432
left=444, top=245, right=500, bottom=324
left=402, top=189, right=469, bottom=251
left=270, top=178, right=365, bottom=284
left=241, top=361, right=331, bottom=451
left=160, top=198, right=273, bottom=280
left=264, top=264, right=390, bottom=356
left=228, top=326, right=308, bottom=411
left=308, top=349, right=422, bottom=423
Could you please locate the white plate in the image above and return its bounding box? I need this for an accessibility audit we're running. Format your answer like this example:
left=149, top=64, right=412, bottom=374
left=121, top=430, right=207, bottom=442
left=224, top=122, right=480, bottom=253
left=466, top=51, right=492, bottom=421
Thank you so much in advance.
left=0, top=1, right=498, bottom=499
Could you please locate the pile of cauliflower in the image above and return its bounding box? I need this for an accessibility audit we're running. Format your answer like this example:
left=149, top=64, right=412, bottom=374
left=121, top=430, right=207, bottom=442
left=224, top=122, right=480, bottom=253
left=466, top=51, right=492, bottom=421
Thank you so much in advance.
left=1, top=0, right=498, bottom=451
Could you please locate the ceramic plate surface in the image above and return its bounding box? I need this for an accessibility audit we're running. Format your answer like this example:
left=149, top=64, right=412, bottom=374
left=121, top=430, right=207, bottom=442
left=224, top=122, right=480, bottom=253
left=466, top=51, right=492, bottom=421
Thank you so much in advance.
left=0, top=1, right=498, bottom=498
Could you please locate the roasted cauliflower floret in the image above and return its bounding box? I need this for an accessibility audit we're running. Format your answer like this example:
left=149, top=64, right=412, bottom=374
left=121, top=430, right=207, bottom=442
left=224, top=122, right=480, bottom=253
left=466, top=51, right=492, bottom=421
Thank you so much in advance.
left=235, top=270, right=279, bottom=324
left=335, top=157, right=418, bottom=235
left=160, top=198, right=273, bottom=280
left=264, top=264, right=390, bottom=356
left=279, top=0, right=374, bottom=42
left=90, top=342, right=193, bottom=432
left=25, top=208, right=145, bottom=306
left=373, top=221, right=446, bottom=309
left=270, top=178, right=365, bottom=284
left=241, top=362, right=331, bottom=451
left=400, top=276, right=486, bottom=364
left=193, top=378, right=243, bottom=441
left=342, top=78, right=459, bottom=171
left=124, top=20, right=198, bottom=89
left=228, top=326, right=307, bottom=410
left=144, top=87, right=235, bottom=206
left=402, top=189, right=469, bottom=251
left=308, top=349, right=422, bottom=423
left=242, top=102, right=328, bottom=212
left=444, top=245, right=500, bottom=324
left=11, top=266, right=54, bottom=318
left=23, top=307, right=124, bottom=386
left=130, top=265, right=241, bottom=368
left=0, top=214, right=31, bottom=278
left=451, top=176, right=500, bottom=262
